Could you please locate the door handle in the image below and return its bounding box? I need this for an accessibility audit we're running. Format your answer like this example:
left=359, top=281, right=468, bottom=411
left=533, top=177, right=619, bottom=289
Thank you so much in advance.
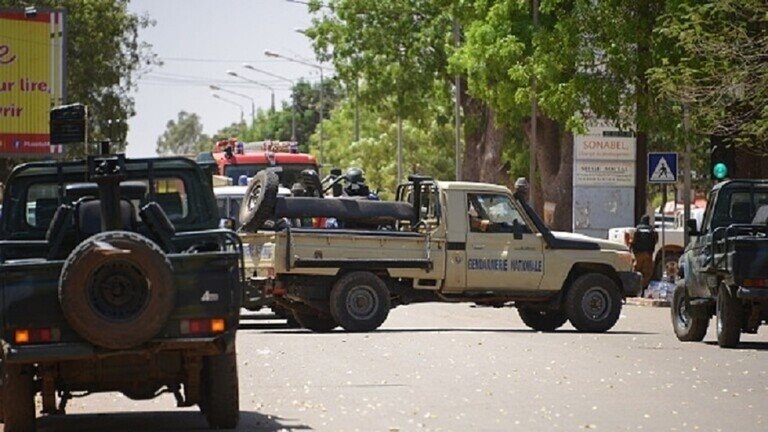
left=473, top=244, right=485, bottom=250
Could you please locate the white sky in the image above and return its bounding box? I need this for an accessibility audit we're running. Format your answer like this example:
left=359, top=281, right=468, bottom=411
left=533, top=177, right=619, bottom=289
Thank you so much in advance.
left=126, top=0, right=318, bottom=157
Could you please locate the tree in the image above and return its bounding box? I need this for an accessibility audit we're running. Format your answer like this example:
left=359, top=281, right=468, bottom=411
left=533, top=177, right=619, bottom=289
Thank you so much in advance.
left=0, top=0, right=157, bottom=152
left=308, top=0, right=511, bottom=186
left=212, top=120, right=247, bottom=142
left=156, top=111, right=209, bottom=156
left=649, top=0, right=768, bottom=155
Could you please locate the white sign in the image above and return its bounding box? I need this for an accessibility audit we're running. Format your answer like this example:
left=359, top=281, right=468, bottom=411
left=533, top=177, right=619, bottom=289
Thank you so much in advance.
left=575, top=136, right=636, bottom=160
left=574, top=160, right=636, bottom=187
left=648, top=152, right=678, bottom=184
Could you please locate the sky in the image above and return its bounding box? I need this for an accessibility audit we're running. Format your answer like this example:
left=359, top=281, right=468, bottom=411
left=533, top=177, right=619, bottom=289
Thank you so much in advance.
left=126, top=0, right=318, bottom=157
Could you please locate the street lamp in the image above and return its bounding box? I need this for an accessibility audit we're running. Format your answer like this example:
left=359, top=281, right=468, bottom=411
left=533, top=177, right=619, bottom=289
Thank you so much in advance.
left=212, top=93, right=244, bottom=122
left=226, top=70, right=275, bottom=112
left=209, top=84, right=255, bottom=122
left=265, top=49, right=327, bottom=167
left=243, top=64, right=297, bottom=142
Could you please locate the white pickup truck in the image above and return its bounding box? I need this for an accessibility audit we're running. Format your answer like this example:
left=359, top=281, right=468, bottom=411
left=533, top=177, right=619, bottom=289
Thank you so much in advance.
left=608, top=209, right=705, bottom=279
left=240, top=174, right=641, bottom=333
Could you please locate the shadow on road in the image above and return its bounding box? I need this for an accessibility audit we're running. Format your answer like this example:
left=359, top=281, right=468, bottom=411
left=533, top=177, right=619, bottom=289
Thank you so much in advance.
left=258, top=328, right=657, bottom=336
left=704, top=341, right=768, bottom=351
left=36, top=410, right=312, bottom=432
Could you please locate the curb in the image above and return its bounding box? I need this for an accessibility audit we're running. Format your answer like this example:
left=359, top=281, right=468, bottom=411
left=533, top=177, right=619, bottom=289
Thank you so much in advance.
left=626, top=297, right=670, bottom=308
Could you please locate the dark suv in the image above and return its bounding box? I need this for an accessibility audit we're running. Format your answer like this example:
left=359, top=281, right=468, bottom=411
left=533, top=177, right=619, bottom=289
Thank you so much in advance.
left=672, top=180, right=768, bottom=348
left=0, top=153, right=243, bottom=431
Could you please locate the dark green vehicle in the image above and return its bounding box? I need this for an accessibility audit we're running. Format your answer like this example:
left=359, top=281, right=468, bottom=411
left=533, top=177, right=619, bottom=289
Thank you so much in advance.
left=0, top=151, right=243, bottom=431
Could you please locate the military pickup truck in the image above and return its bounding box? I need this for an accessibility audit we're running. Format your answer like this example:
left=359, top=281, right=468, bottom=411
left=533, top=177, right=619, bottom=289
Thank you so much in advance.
left=241, top=175, right=640, bottom=333
left=0, top=151, right=243, bottom=431
left=671, top=180, right=768, bottom=348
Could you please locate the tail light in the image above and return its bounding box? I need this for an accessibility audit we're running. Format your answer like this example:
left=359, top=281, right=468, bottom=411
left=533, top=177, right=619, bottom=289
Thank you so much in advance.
left=14, top=327, right=61, bottom=344
left=743, top=279, right=768, bottom=288
left=180, top=318, right=226, bottom=336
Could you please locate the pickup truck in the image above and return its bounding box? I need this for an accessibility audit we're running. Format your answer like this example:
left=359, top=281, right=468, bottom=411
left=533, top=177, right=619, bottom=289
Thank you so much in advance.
left=671, top=180, right=768, bottom=348
left=0, top=151, right=243, bottom=431
left=242, top=175, right=641, bottom=333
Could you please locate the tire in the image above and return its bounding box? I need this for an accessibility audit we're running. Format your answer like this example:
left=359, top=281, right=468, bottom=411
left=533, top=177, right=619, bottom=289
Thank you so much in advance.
left=293, top=311, right=338, bottom=333
left=2, top=363, right=36, bottom=432
left=654, top=250, right=682, bottom=281
left=200, top=351, right=239, bottom=429
left=239, top=170, right=279, bottom=232
left=59, top=231, right=175, bottom=350
left=671, top=281, right=709, bottom=342
left=565, top=273, right=622, bottom=333
left=329, top=272, right=391, bottom=332
left=716, top=284, right=742, bottom=348
left=518, top=308, right=568, bottom=332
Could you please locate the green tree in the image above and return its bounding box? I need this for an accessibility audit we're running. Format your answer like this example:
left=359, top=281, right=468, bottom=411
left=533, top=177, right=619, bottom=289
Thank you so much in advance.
left=155, top=111, right=209, bottom=156
left=212, top=120, right=247, bottom=142
left=0, top=0, right=157, bottom=152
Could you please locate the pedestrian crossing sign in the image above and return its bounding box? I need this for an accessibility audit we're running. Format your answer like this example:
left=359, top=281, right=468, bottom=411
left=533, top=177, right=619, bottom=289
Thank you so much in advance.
left=648, top=152, right=678, bottom=184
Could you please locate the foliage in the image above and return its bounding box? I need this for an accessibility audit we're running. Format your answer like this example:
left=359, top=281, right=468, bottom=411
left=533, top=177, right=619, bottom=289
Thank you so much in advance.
left=155, top=111, right=209, bottom=156
left=239, top=79, right=343, bottom=152
left=649, top=0, right=768, bottom=155
left=212, top=120, right=247, bottom=142
left=309, top=98, right=455, bottom=199
left=0, top=0, right=157, bottom=153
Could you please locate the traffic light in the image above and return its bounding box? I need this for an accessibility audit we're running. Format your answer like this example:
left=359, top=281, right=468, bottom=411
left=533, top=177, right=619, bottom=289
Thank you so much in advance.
left=710, top=136, right=734, bottom=181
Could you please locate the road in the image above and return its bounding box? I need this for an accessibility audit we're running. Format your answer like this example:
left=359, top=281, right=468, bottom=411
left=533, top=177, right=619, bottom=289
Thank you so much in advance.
left=26, top=303, right=768, bottom=432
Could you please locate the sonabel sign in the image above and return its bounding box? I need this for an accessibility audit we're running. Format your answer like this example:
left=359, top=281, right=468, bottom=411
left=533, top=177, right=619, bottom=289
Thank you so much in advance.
left=0, top=8, right=65, bottom=156
left=574, top=136, right=635, bottom=160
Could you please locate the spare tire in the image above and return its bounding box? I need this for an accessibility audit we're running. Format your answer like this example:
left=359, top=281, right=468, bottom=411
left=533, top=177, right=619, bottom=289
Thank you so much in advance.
left=59, top=231, right=175, bottom=350
left=239, top=170, right=279, bottom=232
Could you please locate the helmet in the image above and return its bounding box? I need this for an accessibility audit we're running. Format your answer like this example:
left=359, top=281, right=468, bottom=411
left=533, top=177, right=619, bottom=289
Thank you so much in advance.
left=345, top=167, right=365, bottom=184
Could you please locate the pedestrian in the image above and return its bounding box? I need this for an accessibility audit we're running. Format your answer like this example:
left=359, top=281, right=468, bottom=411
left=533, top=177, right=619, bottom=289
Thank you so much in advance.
left=630, top=214, right=658, bottom=291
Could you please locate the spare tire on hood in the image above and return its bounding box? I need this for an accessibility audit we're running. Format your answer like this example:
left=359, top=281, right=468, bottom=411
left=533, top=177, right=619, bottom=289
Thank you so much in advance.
left=58, top=231, right=175, bottom=350
left=239, top=169, right=279, bottom=232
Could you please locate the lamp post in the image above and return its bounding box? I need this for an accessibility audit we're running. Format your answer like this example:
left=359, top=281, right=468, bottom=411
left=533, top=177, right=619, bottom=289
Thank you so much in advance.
left=212, top=93, right=244, bottom=122
left=209, top=84, right=255, bottom=122
left=243, top=64, right=297, bottom=142
left=226, top=71, right=275, bottom=112
left=264, top=50, right=327, bottom=167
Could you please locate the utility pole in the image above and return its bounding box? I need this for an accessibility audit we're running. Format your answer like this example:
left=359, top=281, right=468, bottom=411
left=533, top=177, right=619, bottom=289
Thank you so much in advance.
left=683, top=104, right=692, bottom=246
left=453, top=19, right=462, bottom=181
left=354, top=77, right=360, bottom=142
left=530, top=0, right=539, bottom=208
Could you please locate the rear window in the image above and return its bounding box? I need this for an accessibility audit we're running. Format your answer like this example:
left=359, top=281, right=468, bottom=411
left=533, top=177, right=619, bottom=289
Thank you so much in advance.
left=710, top=187, right=768, bottom=229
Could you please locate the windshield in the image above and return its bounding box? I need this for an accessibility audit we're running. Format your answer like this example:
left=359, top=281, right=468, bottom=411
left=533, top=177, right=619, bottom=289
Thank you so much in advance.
left=224, top=164, right=317, bottom=186
left=710, top=186, right=768, bottom=229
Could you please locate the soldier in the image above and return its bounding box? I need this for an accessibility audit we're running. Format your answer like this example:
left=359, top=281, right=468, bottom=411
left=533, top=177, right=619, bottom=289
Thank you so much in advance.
left=630, top=214, right=658, bottom=290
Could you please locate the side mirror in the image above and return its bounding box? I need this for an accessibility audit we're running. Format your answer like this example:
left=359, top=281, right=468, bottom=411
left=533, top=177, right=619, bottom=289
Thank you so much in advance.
left=219, top=217, right=236, bottom=230
left=686, top=218, right=699, bottom=237
left=512, top=219, right=523, bottom=240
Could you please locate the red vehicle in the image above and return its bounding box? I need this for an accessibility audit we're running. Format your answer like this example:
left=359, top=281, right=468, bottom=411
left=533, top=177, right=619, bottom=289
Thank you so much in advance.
left=198, top=139, right=319, bottom=187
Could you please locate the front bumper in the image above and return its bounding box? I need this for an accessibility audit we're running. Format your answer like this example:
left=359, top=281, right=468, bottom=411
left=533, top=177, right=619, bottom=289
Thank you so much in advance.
left=618, top=271, right=643, bottom=297
left=737, top=287, right=768, bottom=300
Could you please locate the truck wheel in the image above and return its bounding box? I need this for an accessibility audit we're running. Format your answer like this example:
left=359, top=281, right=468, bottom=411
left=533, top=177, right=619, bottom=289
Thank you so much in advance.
left=518, top=308, right=568, bottom=332
left=330, top=272, right=391, bottom=332
left=3, top=363, right=36, bottom=432
left=671, top=282, right=709, bottom=342
left=716, top=285, right=742, bottom=348
left=239, top=170, right=279, bottom=232
left=565, top=273, right=622, bottom=333
left=59, top=231, right=175, bottom=350
left=293, top=311, right=338, bottom=333
left=200, top=351, right=239, bottom=429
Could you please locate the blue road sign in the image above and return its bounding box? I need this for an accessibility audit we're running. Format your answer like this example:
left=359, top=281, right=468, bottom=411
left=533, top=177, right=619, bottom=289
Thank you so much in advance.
left=648, top=152, right=678, bottom=184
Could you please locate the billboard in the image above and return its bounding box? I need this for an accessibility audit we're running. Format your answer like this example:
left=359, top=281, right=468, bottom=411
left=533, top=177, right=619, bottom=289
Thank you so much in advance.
left=0, top=8, right=65, bottom=156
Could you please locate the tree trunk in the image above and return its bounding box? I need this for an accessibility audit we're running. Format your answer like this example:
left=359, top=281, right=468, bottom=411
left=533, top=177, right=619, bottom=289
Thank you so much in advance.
left=524, top=114, right=573, bottom=231
left=460, top=89, right=509, bottom=186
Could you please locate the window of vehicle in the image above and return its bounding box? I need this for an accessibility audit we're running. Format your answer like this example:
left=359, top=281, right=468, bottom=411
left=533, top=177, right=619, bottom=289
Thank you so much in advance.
left=25, top=183, right=60, bottom=228
left=467, top=193, right=530, bottom=233
left=224, top=164, right=317, bottom=186
left=710, top=186, right=768, bottom=230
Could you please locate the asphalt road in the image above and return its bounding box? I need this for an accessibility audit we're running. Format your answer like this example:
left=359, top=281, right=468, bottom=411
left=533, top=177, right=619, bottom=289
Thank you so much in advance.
left=23, top=303, right=768, bottom=432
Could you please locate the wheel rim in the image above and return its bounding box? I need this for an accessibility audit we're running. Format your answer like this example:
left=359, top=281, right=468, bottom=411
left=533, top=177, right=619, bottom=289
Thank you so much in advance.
left=345, top=285, right=378, bottom=320
left=581, top=286, right=612, bottom=321
left=88, top=260, right=150, bottom=322
left=675, top=295, right=691, bottom=329
left=716, top=290, right=724, bottom=335
left=246, top=184, right=261, bottom=211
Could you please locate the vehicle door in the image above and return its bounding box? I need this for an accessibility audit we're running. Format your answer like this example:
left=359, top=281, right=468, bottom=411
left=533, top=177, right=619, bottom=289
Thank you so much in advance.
left=465, top=193, right=545, bottom=291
